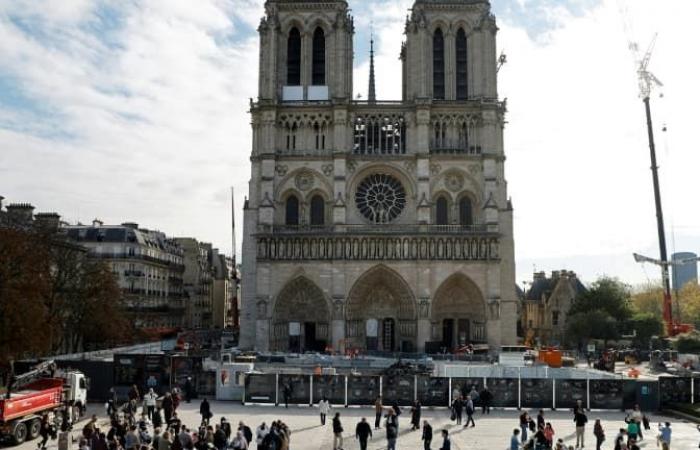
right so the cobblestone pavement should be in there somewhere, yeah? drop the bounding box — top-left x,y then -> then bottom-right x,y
7,402 -> 699,450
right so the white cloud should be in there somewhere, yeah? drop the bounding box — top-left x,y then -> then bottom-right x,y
1,0 -> 698,286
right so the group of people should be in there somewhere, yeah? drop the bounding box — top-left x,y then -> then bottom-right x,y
320,395 -> 453,450
507,402 -> 674,450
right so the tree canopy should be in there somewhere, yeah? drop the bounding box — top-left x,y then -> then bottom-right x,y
0,228 -> 133,365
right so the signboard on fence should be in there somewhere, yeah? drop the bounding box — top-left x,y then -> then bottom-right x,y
347,376 -> 380,405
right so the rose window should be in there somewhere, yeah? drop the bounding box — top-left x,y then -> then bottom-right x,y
355,174 -> 406,223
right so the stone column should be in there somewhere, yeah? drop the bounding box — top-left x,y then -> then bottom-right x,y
331,297 -> 346,353
417,298 -> 432,352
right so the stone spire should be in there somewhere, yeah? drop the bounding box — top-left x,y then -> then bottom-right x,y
368,26 -> 376,103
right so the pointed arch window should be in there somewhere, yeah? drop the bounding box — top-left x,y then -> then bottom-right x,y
436,196 -> 449,225
312,27 -> 326,85
456,28 -> 468,100
287,27 -> 301,86
285,195 -> 299,226
310,195 -> 325,226
433,28 -> 445,100
459,197 -> 473,227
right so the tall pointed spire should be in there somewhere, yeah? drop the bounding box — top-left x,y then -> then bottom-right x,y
368,23 -> 376,103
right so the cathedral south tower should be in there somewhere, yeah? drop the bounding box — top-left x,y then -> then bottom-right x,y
240,0 -> 517,353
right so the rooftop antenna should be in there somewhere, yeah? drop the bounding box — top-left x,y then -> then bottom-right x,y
368,21 -> 376,103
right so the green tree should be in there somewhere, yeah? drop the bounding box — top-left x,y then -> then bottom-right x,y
565,309 -> 620,347
569,276 -> 632,321
628,312 -> 664,346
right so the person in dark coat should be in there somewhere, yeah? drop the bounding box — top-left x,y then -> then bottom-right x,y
332,413 -> 344,450
421,420 -> 432,450
282,382 -> 292,409
439,429 -> 451,450
152,407 -> 163,430
452,397 -> 463,425
479,387 -> 493,414
38,413 -> 52,449
162,393 -> 174,424
213,425 -> 227,450
199,399 -> 211,426
183,378 -> 193,403
221,418 -> 232,441
355,418 -> 372,450
410,401 -> 422,431
237,421 -> 252,445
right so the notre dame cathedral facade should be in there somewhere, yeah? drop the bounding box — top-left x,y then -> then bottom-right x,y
240,0 -> 517,353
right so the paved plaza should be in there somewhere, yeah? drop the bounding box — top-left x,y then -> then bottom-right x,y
7,401 -> 700,450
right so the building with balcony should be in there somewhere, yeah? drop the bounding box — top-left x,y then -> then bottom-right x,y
212,249 -> 238,329
175,238 -> 215,329
240,0 -> 517,352
521,271 -> 586,346
65,221 -> 186,329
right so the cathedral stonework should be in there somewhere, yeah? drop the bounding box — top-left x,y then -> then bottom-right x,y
240,0 -> 517,353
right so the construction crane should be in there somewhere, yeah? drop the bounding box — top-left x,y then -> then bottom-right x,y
629,35 -> 694,336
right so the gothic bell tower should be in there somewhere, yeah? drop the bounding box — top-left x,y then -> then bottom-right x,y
256,0 -> 354,103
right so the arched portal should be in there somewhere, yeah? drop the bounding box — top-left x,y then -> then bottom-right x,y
346,265 -> 417,352
432,274 -> 487,350
271,277 -> 330,352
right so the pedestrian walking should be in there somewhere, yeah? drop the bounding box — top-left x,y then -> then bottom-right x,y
255,422 -> 269,448
318,396 -> 331,426
480,386 -> 493,414
199,399 -> 211,426
544,422 -> 555,448
439,429 -> 451,450
355,418 -> 372,450
282,382 -> 292,408
162,393 -> 174,424
464,397 -> 475,428
630,405 -> 644,441
421,420 -> 432,450
519,412 -> 530,444
385,410 -> 398,450
452,397 -> 463,425
627,418 -> 639,442
374,396 -> 383,429
510,429 -> 520,450
411,401 -> 422,430
144,389 -> 157,420
238,421 -> 252,446
657,422 -> 671,450
332,413 -> 344,450
184,378 -> 193,404
574,409 -> 588,449
537,410 -> 545,430
594,419 -> 605,450
231,431 -> 248,450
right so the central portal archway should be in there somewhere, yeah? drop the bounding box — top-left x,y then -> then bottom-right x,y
271,277 -> 330,352
432,273 -> 487,350
346,265 -> 417,352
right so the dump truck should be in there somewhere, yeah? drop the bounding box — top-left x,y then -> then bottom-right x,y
0,361 -> 88,445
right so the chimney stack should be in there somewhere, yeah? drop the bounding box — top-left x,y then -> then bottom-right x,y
6,203 -> 35,227
34,212 -> 61,232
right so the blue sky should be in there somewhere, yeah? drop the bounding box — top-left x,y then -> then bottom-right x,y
1,0 -> 699,287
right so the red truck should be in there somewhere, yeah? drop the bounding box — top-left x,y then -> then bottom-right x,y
0,362 -> 87,445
